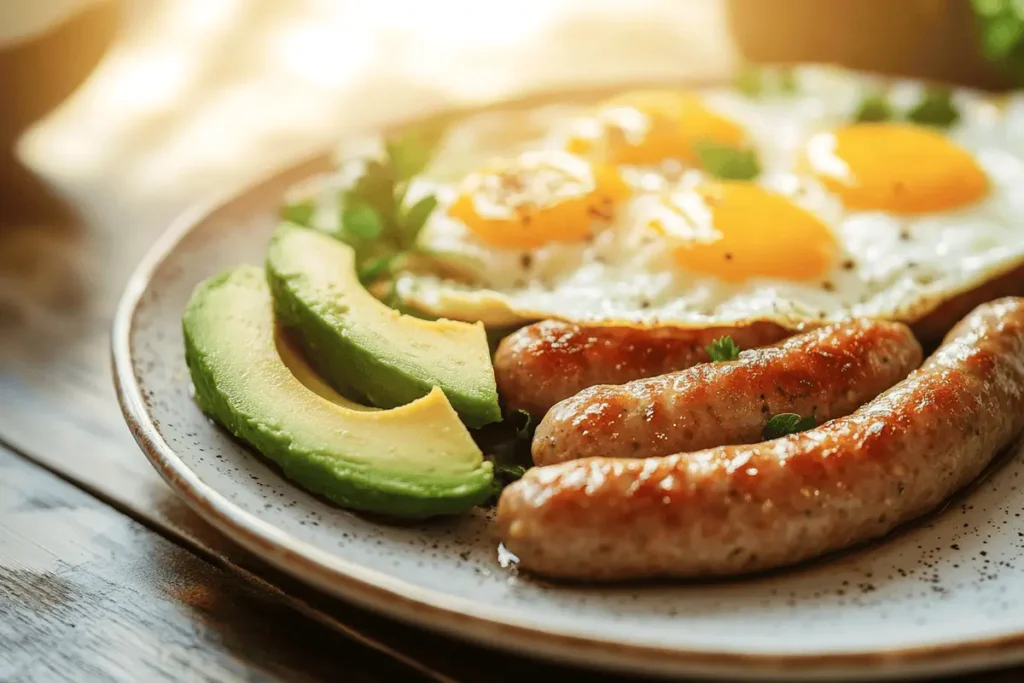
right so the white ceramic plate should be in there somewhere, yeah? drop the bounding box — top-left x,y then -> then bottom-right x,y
113,137 -> 1024,682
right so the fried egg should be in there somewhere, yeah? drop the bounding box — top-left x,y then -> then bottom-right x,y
340,65 -> 1024,329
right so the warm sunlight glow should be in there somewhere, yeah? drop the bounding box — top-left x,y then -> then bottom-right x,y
90,51 -> 195,113
272,22 -> 374,88
17,0 -> 738,215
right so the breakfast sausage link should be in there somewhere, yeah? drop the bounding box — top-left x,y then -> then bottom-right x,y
494,320 -> 794,419
532,319 -> 922,466
497,297 -> 1024,581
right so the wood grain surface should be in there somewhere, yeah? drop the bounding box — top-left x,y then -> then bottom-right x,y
1,214 -> 1023,683
5,3 -> 1022,680
0,446 -> 426,683
0,217 -> 656,683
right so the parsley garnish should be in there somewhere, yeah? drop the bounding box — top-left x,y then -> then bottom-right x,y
971,0 -> 1024,85
763,413 -> 816,440
734,66 -> 764,96
848,87 -> 959,128
693,141 -> 761,181
778,67 -> 798,94
906,87 -> 960,128
338,133 -> 440,285
735,65 -> 799,97
280,120 -> 447,293
706,336 -> 740,362
487,408 -> 535,499
280,198 -> 315,227
494,463 -> 527,481
854,92 -> 894,123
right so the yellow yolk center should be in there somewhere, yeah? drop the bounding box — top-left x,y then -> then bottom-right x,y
448,150 -> 630,249
652,181 -> 838,282
805,122 -> 989,214
567,90 -> 746,167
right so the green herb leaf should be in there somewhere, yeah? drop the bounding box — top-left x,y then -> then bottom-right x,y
489,460 -> 528,499
693,141 -> 760,181
983,12 -> 1024,58
387,120 -> 448,181
402,194 -> 439,238
854,92 -> 894,122
512,408 -> 533,438
387,138 -> 433,182
281,199 -> 315,227
350,160 -> 397,216
283,122 -> 444,306
973,0 -> 1005,18
734,65 -> 799,97
972,0 -> 1024,85
358,254 -> 396,284
735,66 -> 763,96
763,413 -> 816,440
778,67 -> 798,94
906,87 -> 961,128
342,201 -> 384,240
706,336 -> 741,362
494,463 -> 527,480
485,408 -> 536,499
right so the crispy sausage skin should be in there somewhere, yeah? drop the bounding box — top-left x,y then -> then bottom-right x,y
532,319 -> 922,466
497,297 -> 1024,581
494,320 -> 794,419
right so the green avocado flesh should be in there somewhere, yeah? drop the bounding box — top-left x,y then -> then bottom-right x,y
265,223 -> 501,428
182,265 -> 494,518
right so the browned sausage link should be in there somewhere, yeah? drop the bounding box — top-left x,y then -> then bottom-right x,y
497,297 -> 1024,581
532,319 -> 922,466
494,320 -> 794,419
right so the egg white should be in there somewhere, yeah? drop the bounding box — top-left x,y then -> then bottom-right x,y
319,65 -> 1024,330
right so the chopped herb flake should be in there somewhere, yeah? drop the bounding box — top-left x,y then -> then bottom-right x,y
763,413 -> 816,440
342,201 -> 384,240
778,67 -> 798,94
486,408 -> 536,499
288,123 -> 445,289
494,463 -> 527,480
402,194 -> 439,237
357,254 -> 397,283
735,66 -> 763,96
281,199 -> 315,227
693,141 -> 761,181
854,92 -> 894,122
906,87 -> 960,128
971,0 -> 1024,85
706,336 -> 741,362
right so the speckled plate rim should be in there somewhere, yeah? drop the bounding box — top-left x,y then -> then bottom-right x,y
111,135 -> 1024,683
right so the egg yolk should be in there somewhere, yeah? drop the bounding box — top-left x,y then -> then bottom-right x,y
448,150 -> 631,249
567,90 -> 746,166
651,181 -> 838,282
804,122 -> 989,214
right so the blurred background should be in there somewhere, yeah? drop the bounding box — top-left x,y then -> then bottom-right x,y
5,0 -> 1021,389
2,3 -> 1024,678
2,0 -> 740,230
2,0 -> 1019,231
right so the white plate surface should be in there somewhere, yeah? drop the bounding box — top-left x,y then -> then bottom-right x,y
114,153 -> 1024,682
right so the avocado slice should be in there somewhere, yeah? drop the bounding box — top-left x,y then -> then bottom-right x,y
265,223 -> 501,428
183,265 -> 494,518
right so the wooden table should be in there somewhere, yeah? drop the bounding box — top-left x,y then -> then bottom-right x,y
3,201 -> 1024,683
0,219 -> 640,683
3,4 -> 1024,680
